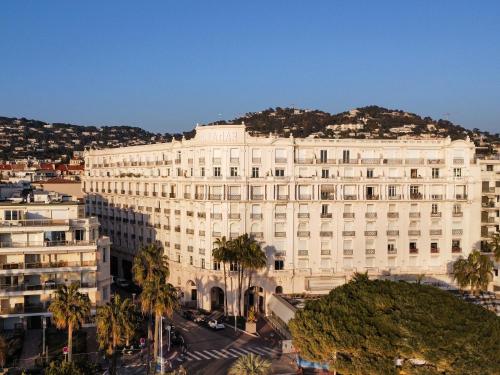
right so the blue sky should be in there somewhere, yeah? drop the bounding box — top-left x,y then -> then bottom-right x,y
0,1 -> 499,133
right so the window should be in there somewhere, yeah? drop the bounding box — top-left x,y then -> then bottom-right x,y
388,185 -> 396,197
431,242 -> 439,253
230,167 -> 238,177
321,169 -> 329,179
342,150 -> 350,162
321,204 -> 329,215
251,167 -> 259,178
486,165 -> 493,171
432,168 -> 439,179
102,247 -> 107,263
411,169 -> 418,178
201,259 -> 205,269
387,242 -> 396,252
75,229 -> 84,241
366,169 -> 374,178
453,203 -> 462,214
320,150 -> 327,162
213,167 -> 221,177
275,168 -> 285,177
4,210 -> 21,220
200,167 -> 205,177
189,256 -> 193,266
274,260 -> 284,270
453,168 -> 462,177
409,242 -> 418,253
431,204 -> 438,214
213,261 -> 221,271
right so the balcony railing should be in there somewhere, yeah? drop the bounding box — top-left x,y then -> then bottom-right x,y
296,158 -> 313,164
277,195 -> 289,200
298,194 -> 311,200
212,232 -> 222,238
455,194 -> 467,200
409,248 -> 419,254
321,249 -> 331,255
339,159 -> 358,164
228,213 -> 241,219
344,195 -> 357,200
343,249 -> 353,256
410,193 -> 423,200
228,195 -> 241,200
429,229 -> 442,235
342,231 -> 355,236
320,213 -> 332,218
452,229 -> 463,235
365,248 -> 376,255
251,194 -> 264,200
250,213 -> 263,220
1,260 -> 97,270
252,157 -> 261,164
275,232 -> 286,238
387,212 -> 399,218
275,213 -> 286,219
250,232 -> 263,239
0,219 -> 69,227
209,194 -> 222,200
297,213 -> 310,218
452,211 -> 463,217
210,213 -> 222,219
431,247 -> 440,254
408,230 -> 421,236
430,212 -> 442,217
386,230 -> 399,236
361,158 -> 380,164
409,212 -> 420,218
297,231 -> 310,237
275,157 -> 287,164
0,240 -> 96,249
298,250 -> 308,256
365,212 -> 377,219
195,194 -> 205,200
343,212 -> 355,219
387,248 -> 397,255
366,195 -> 379,200
452,246 -> 462,253
320,231 -> 333,237
364,230 -> 377,236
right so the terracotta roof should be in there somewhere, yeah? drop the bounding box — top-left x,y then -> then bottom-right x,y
40,178 -> 80,184
0,164 -> 12,170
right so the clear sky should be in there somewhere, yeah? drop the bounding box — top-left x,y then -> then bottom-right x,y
0,1 -> 499,133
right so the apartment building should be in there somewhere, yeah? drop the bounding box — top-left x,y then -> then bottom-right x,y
83,124 -> 481,313
0,195 -> 111,330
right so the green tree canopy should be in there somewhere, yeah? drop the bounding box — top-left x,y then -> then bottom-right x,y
289,279 -> 500,375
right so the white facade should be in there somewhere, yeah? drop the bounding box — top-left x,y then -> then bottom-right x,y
0,200 -> 111,330
83,124 -> 482,312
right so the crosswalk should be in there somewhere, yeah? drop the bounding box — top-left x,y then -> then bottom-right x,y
183,346 -> 281,362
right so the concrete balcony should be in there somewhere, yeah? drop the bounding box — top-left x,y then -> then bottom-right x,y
388,194 -> 402,200
251,157 -> 261,164
405,158 -> 425,165
383,158 -> 403,165
431,195 -> 443,200
338,159 -> 358,164
0,240 -> 96,250
317,159 -> 336,164
410,193 -> 423,200
453,158 -> 464,165
320,250 -> 331,255
366,195 -> 379,200
427,159 -> 445,165
212,232 -> 222,238
198,158 -> 205,165
194,194 -> 205,200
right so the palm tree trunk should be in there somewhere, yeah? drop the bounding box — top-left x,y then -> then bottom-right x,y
67,323 -> 73,362
237,265 -> 243,317
153,312 -> 160,360
146,312 -> 152,374
247,270 -> 253,317
223,262 -> 228,317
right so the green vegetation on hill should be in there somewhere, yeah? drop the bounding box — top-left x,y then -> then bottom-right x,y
288,277 -> 500,375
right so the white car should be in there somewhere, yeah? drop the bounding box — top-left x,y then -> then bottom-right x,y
208,319 -> 225,330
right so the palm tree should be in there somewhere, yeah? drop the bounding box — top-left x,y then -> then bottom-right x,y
0,335 -> 7,368
212,236 -> 233,316
96,295 -> 136,375
244,241 -> 267,316
152,282 -> 179,361
452,250 -> 494,295
229,353 -> 271,375
486,233 -> 500,261
231,234 -> 253,317
132,243 -> 169,370
48,283 -> 91,362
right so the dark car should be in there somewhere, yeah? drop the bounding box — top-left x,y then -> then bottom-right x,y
182,310 -> 194,320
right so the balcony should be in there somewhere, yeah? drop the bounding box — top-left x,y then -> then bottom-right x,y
365,212 -> 377,219
342,231 -> 355,236
339,159 -> 358,164
1,260 -> 97,271
250,213 -> 263,220
452,229 -> 463,235
431,194 -> 443,201
431,247 -> 440,254
198,230 -> 205,236
453,158 -> 464,165
361,158 -> 380,165
275,157 -> 287,164
405,158 -> 424,165
364,230 -> 377,236
197,212 -> 206,218
0,240 -> 96,249
365,248 -> 376,255
298,194 -> 311,200
430,229 -> 442,236
229,213 -> 241,220
343,212 -> 355,219
452,246 -> 462,253
275,213 -> 286,219
298,250 -> 308,256
387,212 -> 399,218
252,157 -> 261,164
297,231 -> 310,237
195,194 -> 205,200
297,213 -> 310,218
209,194 -> 222,200
409,248 -> 419,254
343,249 -> 353,256
0,219 -> 70,229
455,194 -> 467,200
386,230 -> 399,236
409,212 -> 420,218
384,158 -> 403,165
250,232 -> 263,239
428,159 -> 444,165
212,157 -> 221,165
483,187 -> 496,194
198,158 -> 205,165
430,212 -> 442,217
410,193 -> 423,200
321,250 -> 331,255
228,195 -> 241,200
212,231 -> 222,238
366,195 -> 379,200
210,213 -> 222,220
169,193 -> 176,199
387,248 -> 397,255
408,230 -> 421,236
186,229 -> 195,235
275,232 -> 286,238
277,195 -> 289,200
452,211 -> 463,217
388,194 -> 402,200
251,194 -> 264,200
174,226 -> 181,232
344,195 -> 357,200
317,159 -> 336,164
320,231 -> 333,237
230,233 -> 240,240
320,213 -> 332,218
296,158 -> 313,165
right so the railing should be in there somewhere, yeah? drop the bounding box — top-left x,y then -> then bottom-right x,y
364,230 -> 377,236
342,231 -> 355,236
431,195 -> 443,200
453,158 -> 464,165
297,231 -> 310,237
251,157 -> 261,164
250,213 -> 263,220
295,158 -> 313,164
387,248 -> 397,255
198,158 -> 205,165
452,211 -> 463,217
409,248 -> 419,254
388,194 -> 402,200
228,195 -> 241,200
361,158 -> 380,164
212,158 -> 221,164
195,194 -> 205,200
320,213 -> 332,218
365,212 -> 377,219
387,212 -> 399,218
452,246 -> 462,253
184,193 -> 191,199
431,247 -> 440,254
384,158 -> 403,165
365,248 -> 376,255
343,212 -> 355,218
409,212 -> 420,218
344,195 -> 357,200
230,157 -> 239,164
320,193 -> 335,200
275,213 -> 286,219
366,195 -> 379,200
0,281 -> 97,292
343,249 -> 353,256
0,240 -> 96,248
275,157 -> 287,163
198,230 -> 205,236
229,213 -> 241,219
338,159 -> 358,164
186,229 -> 194,235
386,230 -> 399,236
212,232 -> 222,237
210,213 -> 222,219
321,250 -> 331,255
410,193 -> 423,200
431,212 -> 442,217
408,230 -> 421,236
452,229 -> 463,235
274,232 -> 286,238
297,213 -> 310,218
250,232 -> 263,239
405,158 -> 424,165
0,219 -> 69,227
317,159 -> 336,164
429,229 -> 442,235
320,231 -> 333,237
455,194 -> 467,200
209,194 -> 222,200
251,194 -> 264,200
297,250 -> 308,256
428,159 -> 444,164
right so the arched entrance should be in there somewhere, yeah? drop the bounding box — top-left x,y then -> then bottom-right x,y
185,280 -> 197,308
244,286 -> 265,315
210,287 -> 224,311
275,286 -> 283,294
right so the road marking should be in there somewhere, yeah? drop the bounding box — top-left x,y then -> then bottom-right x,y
193,351 -> 213,360
236,347 -> 253,354
211,349 -> 229,358
203,350 -> 222,359
228,348 -> 247,356
246,347 -> 267,355
186,352 -> 202,361
252,346 -> 277,355
221,349 -> 238,358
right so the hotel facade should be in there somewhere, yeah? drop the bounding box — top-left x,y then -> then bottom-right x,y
83,125 -> 482,312
0,198 -> 111,330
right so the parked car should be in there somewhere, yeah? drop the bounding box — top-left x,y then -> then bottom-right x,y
182,310 -> 194,320
193,314 -> 206,324
208,319 -> 225,330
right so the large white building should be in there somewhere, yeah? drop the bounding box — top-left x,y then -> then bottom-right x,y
83,124 -> 482,313
0,194 -> 111,330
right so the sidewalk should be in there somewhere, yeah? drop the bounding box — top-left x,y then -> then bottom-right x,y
19,329 -> 41,369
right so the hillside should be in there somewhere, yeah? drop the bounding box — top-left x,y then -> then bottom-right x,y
1,106 -> 498,161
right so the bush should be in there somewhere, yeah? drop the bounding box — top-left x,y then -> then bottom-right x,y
289,279 -> 500,374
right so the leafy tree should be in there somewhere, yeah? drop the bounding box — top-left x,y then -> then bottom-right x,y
48,283 -> 90,362
484,233 -> 500,261
212,236 -> 233,316
96,295 -> 136,375
289,279 -> 500,375
228,353 -> 271,375
44,360 -> 88,375
452,250 -> 493,295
